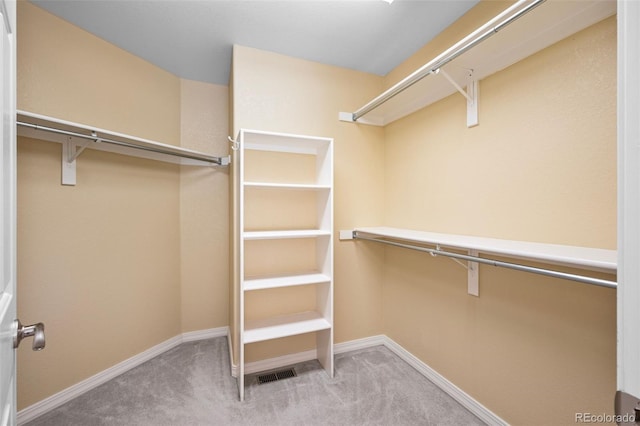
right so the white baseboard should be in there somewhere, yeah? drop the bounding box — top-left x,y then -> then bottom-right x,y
182,326 -> 228,342
247,349 -> 318,375
335,334 -> 386,354
17,326 -> 228,425
229,335 -> 387,377
230,349 -> 318,378
19,329 -> 506,426
381,337 -> 507,426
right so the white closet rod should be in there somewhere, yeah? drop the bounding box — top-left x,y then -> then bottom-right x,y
350,0 -> 546,122
17,121 -> 227,166
354,232 -> 617,289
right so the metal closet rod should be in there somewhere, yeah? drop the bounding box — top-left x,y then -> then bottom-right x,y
354,232 -> 617,289
352,0 -> 546,121
17,121 -> 227,166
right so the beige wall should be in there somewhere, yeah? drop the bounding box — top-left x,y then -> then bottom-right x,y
17,1 -> 180,145
17,138 -> 181,409
231,45 -> 386,363
382,8 -> 617,426
17,2 -> 229,409
384,16 -> 617,247
179,79 -> 230,332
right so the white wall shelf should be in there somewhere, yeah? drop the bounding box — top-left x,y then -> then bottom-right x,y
340,0 -> 616,127
355,227 -> 616,273
354,227 -> 616,294
17,110 -> 230,185
236,129 -> 334,401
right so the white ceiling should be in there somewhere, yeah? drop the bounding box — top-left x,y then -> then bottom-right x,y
30,0 -> 480,86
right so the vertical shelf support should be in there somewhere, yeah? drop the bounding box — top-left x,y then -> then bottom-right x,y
437,69 -> 479,128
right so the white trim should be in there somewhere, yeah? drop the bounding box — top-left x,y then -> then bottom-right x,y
381,338 -> 507,426
617,0 -> 640,398
182,326 -> 228,342
17,326 -> 228,425
229,334 -> 386,377
227,331 -> 235,376
230,349 -> 316,378
18,330 -> 506,426
334,334 -> 386,354
245,349 -> 317,375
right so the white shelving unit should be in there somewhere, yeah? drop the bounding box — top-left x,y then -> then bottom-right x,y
236,129 -> 334,401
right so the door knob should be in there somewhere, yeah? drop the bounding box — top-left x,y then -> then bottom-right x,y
14,319 -> 46,351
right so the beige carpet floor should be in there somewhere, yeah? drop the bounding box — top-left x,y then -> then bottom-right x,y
25,337 -> 485,426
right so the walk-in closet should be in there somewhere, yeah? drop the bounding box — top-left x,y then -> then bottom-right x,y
5,0 -> 639,425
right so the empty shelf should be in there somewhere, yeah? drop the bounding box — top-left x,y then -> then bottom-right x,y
244,182 -> 331,190
244,273 -> 331,291
244,311 -> 331,344
242,129 -> 332,155
244,230 -> 331,240
355,227 -> 616,273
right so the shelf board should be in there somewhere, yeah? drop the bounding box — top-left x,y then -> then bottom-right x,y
350,0 -> 616,126
244,273 -> 331,292
244,182 -> 331,191
243,311 -> 331,344
244,229 -> 331,240
17,110 -> 225,166
354,227 -> 616,273
241,129 -> 332,155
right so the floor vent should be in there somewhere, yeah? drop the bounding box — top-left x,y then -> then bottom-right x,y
257,368 -> 297,385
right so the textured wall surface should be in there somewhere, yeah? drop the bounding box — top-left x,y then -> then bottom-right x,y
382,14 -> 617,425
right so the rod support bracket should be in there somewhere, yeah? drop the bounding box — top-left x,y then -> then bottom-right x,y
219,155 -> 231,166
437,69 -> 479,128
61,138 -> 77,186
443,247 -> 479,296
338,112 -> 356,122
467,249 -> 479,296
466,79 -> 479,128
